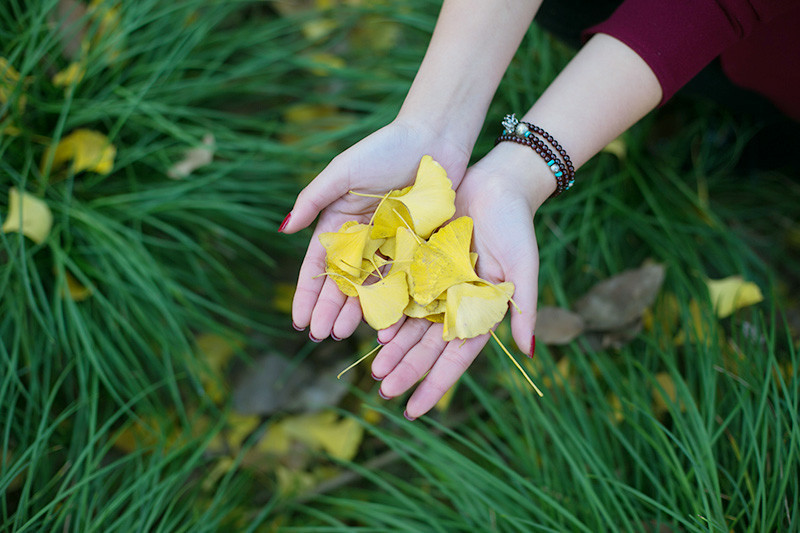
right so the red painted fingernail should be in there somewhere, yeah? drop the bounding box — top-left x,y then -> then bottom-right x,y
292,322 -> 305,332
529,334 -> 536,358
309,332 -> 322,343
378,389 -> 390,400
371,372 -> 382,381
403,410 -> 416,422
278,213 -> 291,233
331,332 -> 341,341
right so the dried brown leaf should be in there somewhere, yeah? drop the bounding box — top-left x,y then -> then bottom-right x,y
535,306 -> 585,345
575,263 -> 665,331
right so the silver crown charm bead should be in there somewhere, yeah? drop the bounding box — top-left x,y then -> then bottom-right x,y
501,113 -> 519,134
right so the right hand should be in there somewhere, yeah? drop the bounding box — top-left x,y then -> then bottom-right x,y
281,119 -> 470,343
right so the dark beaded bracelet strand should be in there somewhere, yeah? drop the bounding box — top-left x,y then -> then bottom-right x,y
521,122 -> 575,188
495,134 -> 567,197
498,114 -> 576,194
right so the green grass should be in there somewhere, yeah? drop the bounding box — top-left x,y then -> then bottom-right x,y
2,1 -> 799,531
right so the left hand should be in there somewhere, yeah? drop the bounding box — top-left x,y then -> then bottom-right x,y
372,142 -> 557,419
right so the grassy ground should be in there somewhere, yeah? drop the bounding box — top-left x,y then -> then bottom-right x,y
2,1 -> 798,531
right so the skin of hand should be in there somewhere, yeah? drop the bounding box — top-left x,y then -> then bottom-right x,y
282,118 -> 470,342
371,143 -> 555,419
371,34 -> 663,420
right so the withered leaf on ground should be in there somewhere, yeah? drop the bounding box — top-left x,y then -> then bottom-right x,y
574,262 -> 665,331
535,306 -> 585,345
232,353 -> 352,415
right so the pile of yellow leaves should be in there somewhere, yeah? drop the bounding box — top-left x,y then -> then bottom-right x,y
320,155 -> 516,342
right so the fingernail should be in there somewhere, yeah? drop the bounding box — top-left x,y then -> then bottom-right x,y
371,372 -> 382,381
378,389 -> 390,400
278,213 -> 291,233
529,334 -> 536,358
331,332 -> 341,341
377,337 -> 386,346
403,410 -> 416,422
309,332 -> 322,343
292,322 -> 305,332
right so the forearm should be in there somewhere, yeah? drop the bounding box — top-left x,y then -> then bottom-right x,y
397,0 -> 542,151
485,33 -> 663,205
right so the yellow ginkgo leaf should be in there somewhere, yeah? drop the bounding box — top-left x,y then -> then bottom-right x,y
372,155 -> 454,239
652,371 -> 686,415
319,222 -> 372,277
378,235 -> 396,259
52,61 -> 86,88
326,259 -> 379,297
307,52 -> 346,76
410,217 -> 480,306
404,297 -> 446,319
442,281 -> 515,341
370,188 -> 412,239
280,411 -> 364,461
353,270 -> 409,330
0,57 -> 28,112
65,270 -> 92,301
601,137 -> 627,160
273,282 -> 295,314
387,227 -> 420,278
2,187 -> 53,244
706,276 -> 763,319
46,129 -> 116,175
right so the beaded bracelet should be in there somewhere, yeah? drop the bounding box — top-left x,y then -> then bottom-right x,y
495,134 -> 567,195
496,113 -> 575,197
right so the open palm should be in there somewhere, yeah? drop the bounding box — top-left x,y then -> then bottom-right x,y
372,158 -> 543,419
282,120 -> 470,343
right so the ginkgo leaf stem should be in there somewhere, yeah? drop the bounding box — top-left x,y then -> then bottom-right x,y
393,209 -> 422,244
337,344 -> 382,379
490,330 -> 543,397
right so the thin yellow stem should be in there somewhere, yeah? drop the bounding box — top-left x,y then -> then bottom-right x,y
349,190 -> 386,199
337,344 -> 382,379
368,192 -> 391,226
393,208 -> 422,244
490,330 -> 543,397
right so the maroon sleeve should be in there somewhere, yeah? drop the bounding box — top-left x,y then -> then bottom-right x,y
584,0 -> 798,105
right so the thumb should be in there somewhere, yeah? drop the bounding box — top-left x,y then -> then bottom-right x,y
280,157 -> 350,234
506,245 -> 540,358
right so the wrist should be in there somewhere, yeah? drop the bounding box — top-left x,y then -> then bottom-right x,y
475,141 -> 558,210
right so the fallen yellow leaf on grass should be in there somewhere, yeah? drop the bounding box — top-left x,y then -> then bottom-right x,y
0,57 -> 28,113
259,411 -> 364,462
52,61 -> 86,88
2,188 -> 53,244
64,270 -> 92,301
706,276 -> 763,319
44,129 -> 116,175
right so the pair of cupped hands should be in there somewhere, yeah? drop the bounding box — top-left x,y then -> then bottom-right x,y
281,119 -> 554,420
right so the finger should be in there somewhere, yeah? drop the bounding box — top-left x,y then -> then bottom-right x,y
281,157 -> 350,234
403,334 -> 489,419
331,296 -> 362,341
376,315 -> 406,345
505,238 -> 540,358
291,211 -> 350,330
308,275 -> 348,342
379,323 -> 447,398
371,318 -> 431,379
